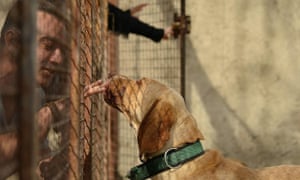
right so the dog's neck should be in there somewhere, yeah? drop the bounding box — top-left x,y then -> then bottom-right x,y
137,92 -> 204,160
121,79 -> 204,161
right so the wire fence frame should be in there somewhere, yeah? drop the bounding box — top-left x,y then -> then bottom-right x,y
1,0 -> 186,179
19,0 -> 38,179
113,0 -> 184,178
69,0 -> 110,179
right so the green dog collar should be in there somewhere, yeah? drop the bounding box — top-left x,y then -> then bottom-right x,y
126,141 -> 204,180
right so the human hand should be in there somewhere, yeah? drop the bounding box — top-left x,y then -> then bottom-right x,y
37,106 -> 53,141
83,79 -> 108,98
130,3 -> 148,17
41,97 -> 70,134
163,26 -> 174,39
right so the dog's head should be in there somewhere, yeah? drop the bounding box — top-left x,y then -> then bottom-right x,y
103,74 -> 149,127
104,74 -> 204,160
103,74 -> 133,112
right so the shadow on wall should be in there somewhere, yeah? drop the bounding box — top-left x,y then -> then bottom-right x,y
159,0 -> 300,167
185,38 -> 260,166
185,37 -> 300,167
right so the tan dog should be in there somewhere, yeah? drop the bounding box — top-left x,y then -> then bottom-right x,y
84,74 -> 300,180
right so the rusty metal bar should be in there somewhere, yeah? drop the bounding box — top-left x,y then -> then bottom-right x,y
19,0 -> 38,179
90,0 -> 104,179
180,0 -> 186,98
68,1 -> 81,179
107,0 -> 119,179
79,0 -> 92,178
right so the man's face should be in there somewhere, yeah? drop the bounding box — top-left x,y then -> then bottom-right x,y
36,11 -> 67,90
0,10 -> 67,94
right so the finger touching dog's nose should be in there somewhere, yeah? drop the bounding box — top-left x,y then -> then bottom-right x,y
83,79 -> 108,98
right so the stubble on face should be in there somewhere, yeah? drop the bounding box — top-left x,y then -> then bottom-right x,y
36,11 -> 67,90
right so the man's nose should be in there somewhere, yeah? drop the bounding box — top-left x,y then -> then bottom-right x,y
49,48 -> 63,64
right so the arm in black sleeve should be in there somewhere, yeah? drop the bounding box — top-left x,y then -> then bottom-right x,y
128,16 -> 164,42
108,3 -> 164,42
108,3 -> 131,35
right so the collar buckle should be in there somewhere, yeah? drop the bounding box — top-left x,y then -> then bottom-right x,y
164,147 -> 182,169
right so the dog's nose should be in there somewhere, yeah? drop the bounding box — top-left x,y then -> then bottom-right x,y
107,72 -> 117,79
103,90 -> 113,104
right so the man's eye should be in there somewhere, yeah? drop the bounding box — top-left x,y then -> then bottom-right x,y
44,43 -> 54,51
41,39 -> 55,51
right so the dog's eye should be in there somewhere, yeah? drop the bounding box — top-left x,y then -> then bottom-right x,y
136,80 -> 142,86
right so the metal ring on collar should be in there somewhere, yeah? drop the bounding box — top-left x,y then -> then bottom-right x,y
163,147 -> 182,169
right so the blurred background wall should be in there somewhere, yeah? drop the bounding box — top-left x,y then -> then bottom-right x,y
1,1 -> 299,179
115,1 -> 300,177
185,0 -> 300,167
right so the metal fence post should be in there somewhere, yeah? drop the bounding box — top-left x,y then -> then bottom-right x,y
19,0 -> 38,179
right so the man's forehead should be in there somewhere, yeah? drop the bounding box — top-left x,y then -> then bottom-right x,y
36,11 -> 66,37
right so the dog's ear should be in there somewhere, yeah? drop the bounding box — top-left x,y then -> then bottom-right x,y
137,100 -> 176,158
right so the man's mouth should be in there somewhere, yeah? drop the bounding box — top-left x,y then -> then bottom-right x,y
40,67 -> 55,76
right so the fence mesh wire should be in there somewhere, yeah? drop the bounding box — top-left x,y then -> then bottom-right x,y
0,0 -> 111,179
0,0 -> 183,179
69,0 -> 110,179
111,0 -> 182,178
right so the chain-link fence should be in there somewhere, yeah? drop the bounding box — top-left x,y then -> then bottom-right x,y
109,0 -> 183,178
0,0 -> 185,179
0,0 -> 113,179
69,0 -> 109,179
